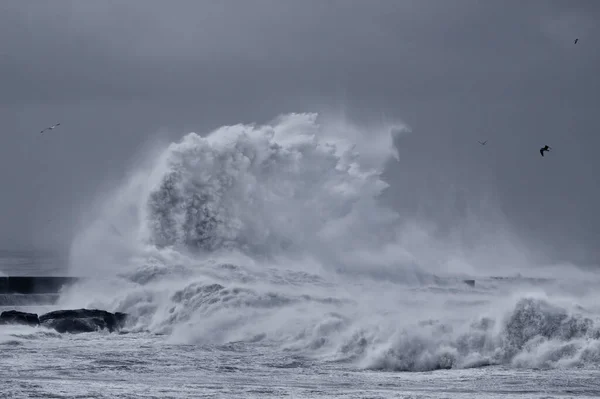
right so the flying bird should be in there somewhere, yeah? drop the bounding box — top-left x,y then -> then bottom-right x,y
40,123 -> 60,134
478,140 -> 487,146
539,145 -> 551,157
574,38 -> 579,44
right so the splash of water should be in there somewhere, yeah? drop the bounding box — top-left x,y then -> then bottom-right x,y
61,112 -> 600,371
68,113 -> 413,276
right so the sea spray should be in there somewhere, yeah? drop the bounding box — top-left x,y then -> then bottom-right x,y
60,112 -> 600,371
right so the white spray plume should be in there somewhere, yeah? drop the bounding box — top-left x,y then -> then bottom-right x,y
60,112 -> 600,373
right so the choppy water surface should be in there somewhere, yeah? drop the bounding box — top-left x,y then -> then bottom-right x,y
3,274 -> 600,398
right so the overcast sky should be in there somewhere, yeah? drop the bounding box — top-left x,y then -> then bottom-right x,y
1,0 -> 599,266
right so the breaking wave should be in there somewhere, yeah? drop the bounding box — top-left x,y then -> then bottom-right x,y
61,112 -> 600,372
359,295 -> 600,371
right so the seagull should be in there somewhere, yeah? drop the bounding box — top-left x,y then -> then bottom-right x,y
478,140 -> 487,146
574,38 -> 579,44
40,123 -> 60,134
540,145 -> 551,157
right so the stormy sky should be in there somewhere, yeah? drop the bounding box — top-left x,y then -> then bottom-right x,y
1,0 -> 599,266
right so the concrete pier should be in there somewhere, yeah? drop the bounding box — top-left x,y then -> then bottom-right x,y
0,276 -> 79,294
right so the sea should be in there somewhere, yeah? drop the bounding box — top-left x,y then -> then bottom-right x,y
2,113 -> 600,398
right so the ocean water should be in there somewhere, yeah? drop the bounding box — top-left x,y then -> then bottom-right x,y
2,113 -> 600,398
0,249 -> 66,276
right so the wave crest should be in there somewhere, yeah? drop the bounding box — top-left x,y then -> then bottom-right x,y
361,296 -> 600,372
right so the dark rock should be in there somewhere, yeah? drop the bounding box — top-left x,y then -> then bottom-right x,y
0,308 -> 128,334
39,308 -> 128,334
0,310 -> 40,326
45,317 -> 108,334
463,279 -> 475,287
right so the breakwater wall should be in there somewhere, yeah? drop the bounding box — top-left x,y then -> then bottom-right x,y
0,276 -> 79,294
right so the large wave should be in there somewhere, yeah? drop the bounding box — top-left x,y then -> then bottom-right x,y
68,113 -> 411,276
60,112 -> 600,372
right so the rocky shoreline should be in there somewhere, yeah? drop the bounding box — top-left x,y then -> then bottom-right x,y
0,309 -> 127,334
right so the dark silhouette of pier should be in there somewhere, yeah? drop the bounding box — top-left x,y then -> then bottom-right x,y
0,276 -> 79,294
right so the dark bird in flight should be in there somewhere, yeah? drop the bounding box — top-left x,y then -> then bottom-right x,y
540,145 -> 551,157
574,38 -> 579,44
478,140 -> 487,146
40,123 -> 60,134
